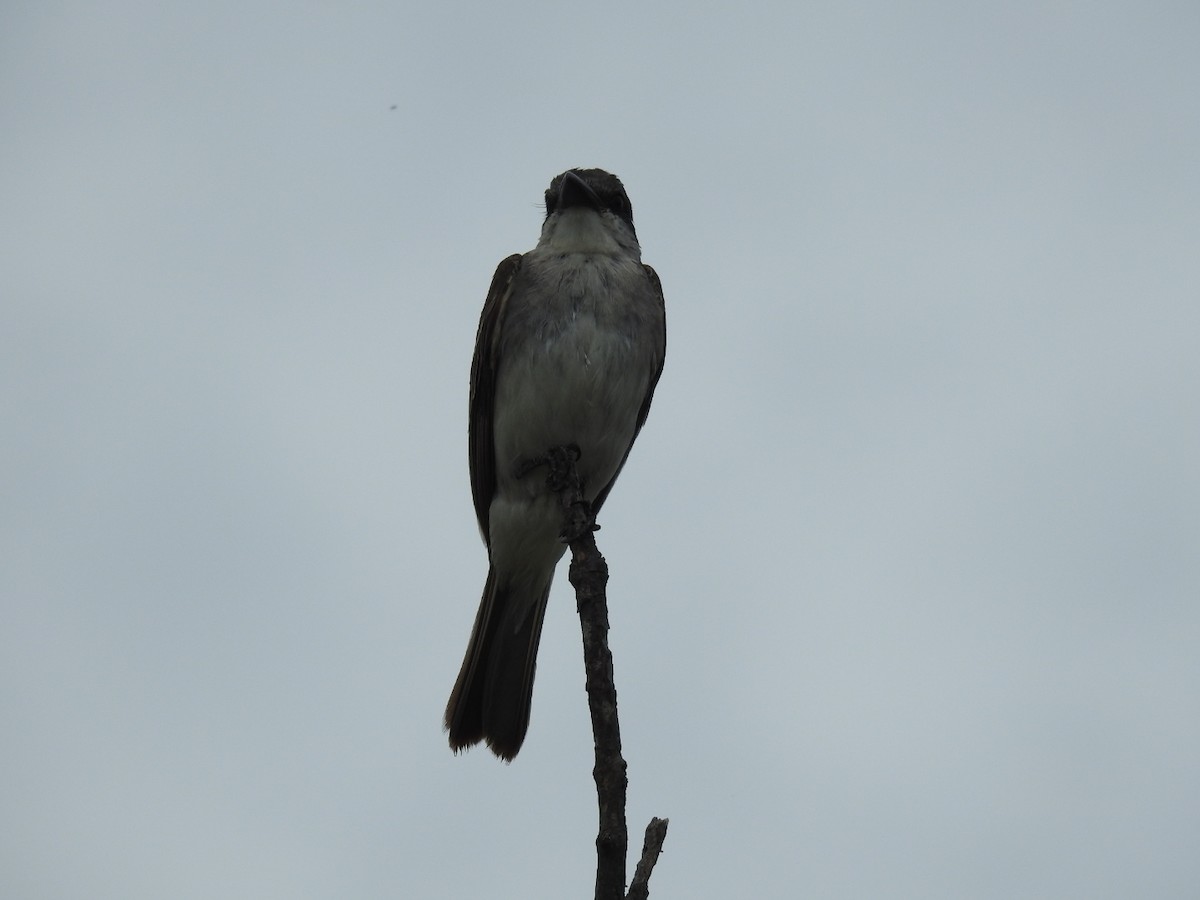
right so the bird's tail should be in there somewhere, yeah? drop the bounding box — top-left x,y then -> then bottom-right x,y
444,566 -> 553,760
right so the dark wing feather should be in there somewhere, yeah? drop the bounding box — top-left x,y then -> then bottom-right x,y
590,263 -> 667,515
468,254 -> 523,548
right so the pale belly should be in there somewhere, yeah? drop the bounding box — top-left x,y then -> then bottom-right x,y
491,315 -> 648,503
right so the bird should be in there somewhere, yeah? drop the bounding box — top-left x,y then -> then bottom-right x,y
444,168 -> 666,760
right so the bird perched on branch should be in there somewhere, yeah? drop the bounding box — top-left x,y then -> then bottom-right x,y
445,168 -> 666,760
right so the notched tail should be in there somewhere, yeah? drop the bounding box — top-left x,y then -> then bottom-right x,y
444,568 -> 552,761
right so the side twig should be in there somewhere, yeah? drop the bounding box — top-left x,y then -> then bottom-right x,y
542,445 -> 669,900
627,817 -> 670,900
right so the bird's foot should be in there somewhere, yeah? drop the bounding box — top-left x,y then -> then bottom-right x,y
543,443 -> 582,493
513,444 -> 596,542
513,443 -> 581,487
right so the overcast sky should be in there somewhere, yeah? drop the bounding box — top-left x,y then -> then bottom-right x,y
3,2 -> 1199,898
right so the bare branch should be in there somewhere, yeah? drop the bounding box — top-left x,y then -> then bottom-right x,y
627,817 -> 670,900
542,445 -> 668,900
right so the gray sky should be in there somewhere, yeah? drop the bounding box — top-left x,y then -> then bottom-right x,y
3,2 -> 1198,897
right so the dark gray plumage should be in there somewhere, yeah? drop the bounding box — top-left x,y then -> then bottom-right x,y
445,169 -> 666,760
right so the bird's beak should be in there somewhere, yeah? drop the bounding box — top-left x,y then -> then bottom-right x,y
557,171 -> 603,212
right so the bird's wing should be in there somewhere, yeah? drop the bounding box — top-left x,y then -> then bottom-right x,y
591,263 -> 667,515
468,253 -> 523,548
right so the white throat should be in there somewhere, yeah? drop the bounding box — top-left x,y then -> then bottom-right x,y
537,208 -> 639,257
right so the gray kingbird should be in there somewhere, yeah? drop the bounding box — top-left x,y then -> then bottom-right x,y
444,168 -> 666,760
